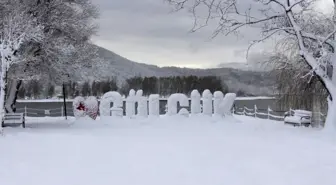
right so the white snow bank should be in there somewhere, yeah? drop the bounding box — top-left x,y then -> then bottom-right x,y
0,116 -> 335,185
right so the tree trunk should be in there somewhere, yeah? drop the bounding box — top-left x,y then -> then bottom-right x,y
5,79 -> 21,113
323,96 -> 336,133
0,58 -> 7,131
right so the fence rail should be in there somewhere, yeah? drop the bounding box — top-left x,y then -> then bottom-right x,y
233,105 -> 326,126
13,105 -> 326,127
14,106 -> 73,117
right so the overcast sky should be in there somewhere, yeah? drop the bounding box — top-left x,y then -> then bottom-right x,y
92,0 -> 331,68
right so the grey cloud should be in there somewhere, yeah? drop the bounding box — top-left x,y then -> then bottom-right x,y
92,0 -> 271,68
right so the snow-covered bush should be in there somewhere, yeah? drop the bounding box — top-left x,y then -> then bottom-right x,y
99,91 -> 123,117
126,89 -> 136,118
149,94 -> 160,117
219,93 -> 236,116
73,96 -> 86,118
202,90 -> 213,116
214,91 -> 224,116
191,90 -> 201,115
84,96 -> 98,120
167,93 -> 189,116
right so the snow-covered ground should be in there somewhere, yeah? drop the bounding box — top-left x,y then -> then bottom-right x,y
0,115 -> 335,185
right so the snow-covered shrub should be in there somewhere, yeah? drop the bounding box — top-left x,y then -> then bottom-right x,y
84,96 -> 99,120
219,93 -> 236,116
191,90 -> 201,115
149,94 -> 160,117
202,90 -> 213,116
73,96 -> 86,118
214,91 -> 224,116
126,89 -> 136,118
167,93 -> 189,116
178,108 -> 189,117
137,96 -> 148,118
99,91 -> 123,117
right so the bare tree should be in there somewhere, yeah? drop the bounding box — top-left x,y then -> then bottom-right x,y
166,0 -> 336,130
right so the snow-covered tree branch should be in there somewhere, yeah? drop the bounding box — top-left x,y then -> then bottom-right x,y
0,0 -> 99,130
0,0 -> 46,130
166,0 -> 336,130
1,0 -> 99,114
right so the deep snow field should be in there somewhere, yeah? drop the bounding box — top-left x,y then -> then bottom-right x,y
0,115 -> 335,185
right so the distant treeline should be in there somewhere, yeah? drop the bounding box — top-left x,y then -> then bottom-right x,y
15,76 -> 242,99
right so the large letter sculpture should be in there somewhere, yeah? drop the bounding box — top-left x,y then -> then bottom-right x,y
167,93 -> 189,116
135,90 -> 148,117
84,96 -> 99,120
126,89 -> 136,118
99,91 -> 123,117
73,96 -> 85,118
214,91 -> 224,117
219,93 -> 236,116
202,90 -> 213,116
190,90 -> 201,115
149,94 -> 160,117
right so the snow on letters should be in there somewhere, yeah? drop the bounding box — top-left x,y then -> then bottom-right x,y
73,96 -> 86,118
220,93 -> 237,116
84,96 -> 99,120
149,94 -> 160,117
126,89 -> 136,118
214,91 -> 224,116
191,90 -> 201,115
97,89 -> 236,119
99,91 -> 123,117
202,90 -> 213,116
167,93 -> 189,116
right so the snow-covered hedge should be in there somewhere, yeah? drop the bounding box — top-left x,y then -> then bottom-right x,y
97,90 -> 236,119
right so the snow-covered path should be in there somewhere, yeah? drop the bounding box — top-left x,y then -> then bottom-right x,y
0,116 -> 335,185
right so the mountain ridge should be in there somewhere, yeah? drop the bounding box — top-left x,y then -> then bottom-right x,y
78,45 -> 276,96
